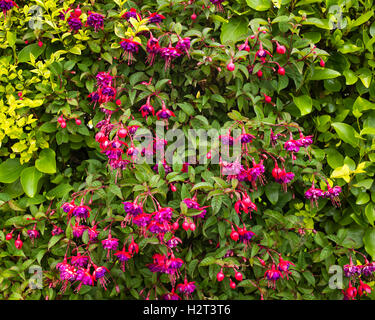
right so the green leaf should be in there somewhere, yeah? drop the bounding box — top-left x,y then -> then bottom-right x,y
293,95 -> 313,116
364,228 -> 375,259
0,159 -> 25,183
246,0 -> 271,11
7,31 -> 16,47
35,148 -> 56,174
220,18 -> 249,44
303,270 -> 315,286
365,203 -> 375,226
191,182 -> 213,192
331,122 -> 359,147
265,183 -> 279,205
199,256 -> 217,267
18,44 -> 45,63
310,67 -> 341,80
46,183 -> 73,199
20,167 -> 43,198
48,235 -> 64,250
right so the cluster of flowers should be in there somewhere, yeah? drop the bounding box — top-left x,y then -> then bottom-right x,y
263,257 -> 295,289
55,256 -> 108,293
54,199 -> 141,292
304,182 -> 342,208
216,267 -> 245,290
88,71 -> 117,110
342,257 -> 373,300
0,0 -> 17,16
59,7 -> 104,33
283,132 -> 314,153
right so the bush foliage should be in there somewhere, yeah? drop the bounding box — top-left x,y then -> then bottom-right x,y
0,0 -> 375,300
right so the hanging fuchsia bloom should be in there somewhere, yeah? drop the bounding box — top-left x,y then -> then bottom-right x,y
27,225 -> 40,245
75,268 -> 95,293
209,0 -> 225,11
122,8 -> 141,21
86,11 -> 104,32
159,45 -> 182,70
277,257 -> 295,279
323,183 -> 342,207
167,236 -> 182,248
256,42 -> 272,62
71,253 -> 89,268
176,37 -> 191,57
72,205 -> 91,220
139,102 -> 155,118
272,163 -> 294,191
241,133 -> 255,144
147,12 -> 165,24
284,139 -> 300,152
72,222 -> 86,238
264,264 -> 283,288
102,232 -> 119,256
87,225 -> 99,241
96,72 -> 113,88
67,10 -> 82,33
0,0 -> 18,16
114,245 -> 132,272
123,201 -> 143,216
120,38 -> 141,64
305,184 -> 324,208
156,101 -> 175,120
61,201 -> 76,215
146,35 -> 160,65
162,289 -> 180,300
177,278 -> 196,297
358,280 -> 372,296
235,195 -> 257,217
247,160 -> 265,185
93,266 -> 110,290
343,281 -> 357,300
296,134 -> 313,148
52,226 -> 64,236
237,227 -> 255,245
98,86 -> 117,103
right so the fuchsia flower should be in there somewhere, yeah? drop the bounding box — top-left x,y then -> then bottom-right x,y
343,281 -> 357,300
27,225 -> 40,245
162,289 -> 180,300
93,266 -> 110,290
209,0 -> 225,11
177,278 -> 196,297
146,35 -> 160,65
277,257 -> 295,279
72,222 -> 86,238
234,195 -> 257,218
102,232 -> 119,256
120,38 -> 141,64
86,11 -> 104,32
0,0 -> 18,16
67,10 -> 82,33
122,8 -> 141,21
139,102 -> 155,119
159,45 -> 182,70
264,264 -> 283,288
72,205 -> 91,220
358,280 -> 372,296
96,71 -> 113,87
156,101 -> 175,120
147,12 -> 165,24
176,37 -> 191,57
114,245 -> 132,272
71,253 -> 89,268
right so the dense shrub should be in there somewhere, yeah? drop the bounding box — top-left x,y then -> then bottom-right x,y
0,0 -> 374,300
